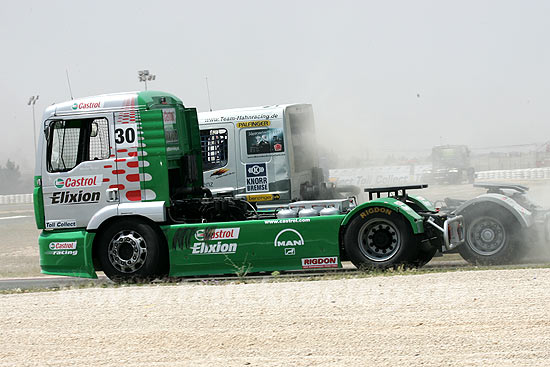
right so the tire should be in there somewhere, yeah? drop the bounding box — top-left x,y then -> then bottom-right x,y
458,205 -> 526,265
413,247 -> 438,267
343,208 -> 418,270
97,218 -> 167,282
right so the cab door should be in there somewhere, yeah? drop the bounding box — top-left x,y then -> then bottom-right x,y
42,114 -> 118,229
200,124 -> 237,195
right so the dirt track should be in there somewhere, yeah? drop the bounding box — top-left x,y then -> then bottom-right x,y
1,268 -> 550,366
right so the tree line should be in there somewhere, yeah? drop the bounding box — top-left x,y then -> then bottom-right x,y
0,160 -> 32,194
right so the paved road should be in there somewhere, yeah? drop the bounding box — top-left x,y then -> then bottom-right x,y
0,259 -> 471,291
0,275 -> 112,291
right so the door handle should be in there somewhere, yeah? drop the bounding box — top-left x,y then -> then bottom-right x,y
106,188 -> 119,202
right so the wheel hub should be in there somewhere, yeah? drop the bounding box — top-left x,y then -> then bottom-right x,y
468,217 -> 506,256
358,219 -> 401,262
480,228 -> 495,242
108,230 -> 147,273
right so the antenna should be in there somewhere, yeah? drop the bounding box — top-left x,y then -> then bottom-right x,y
66,68 -> 74,100
205,76 -> 212,111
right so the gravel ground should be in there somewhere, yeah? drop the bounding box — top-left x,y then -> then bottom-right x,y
1,268 -> 550,366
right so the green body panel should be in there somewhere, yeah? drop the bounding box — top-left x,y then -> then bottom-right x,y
164,215 -> 344,277
136,91 -> 204,199
182,106 -> 204,186
138,109 -> 170,202
342,198 -> 424,234
136,91 -> 181,106
407,195 -> 436,212
33,176 -> 45,229
38,230 -> 97,278
37,216 -> 344,279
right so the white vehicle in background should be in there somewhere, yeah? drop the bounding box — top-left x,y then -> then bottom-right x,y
198,104 -> 359,207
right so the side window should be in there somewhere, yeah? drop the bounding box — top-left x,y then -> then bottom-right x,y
48,120 -> 81,172
47,118 -> 110,173
200,128 -> 228,171
89,119 -> 110,160
245,128 -> 285,155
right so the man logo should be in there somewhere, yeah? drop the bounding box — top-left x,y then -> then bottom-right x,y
274,229 -> 305,247
248,165 -> 265,176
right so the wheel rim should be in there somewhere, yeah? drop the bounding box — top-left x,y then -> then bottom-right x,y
357,218 -> 401,262
467,216 -> 506,256
108,230 -> 147,273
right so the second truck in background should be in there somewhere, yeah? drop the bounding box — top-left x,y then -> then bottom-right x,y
198,104 -> 359,207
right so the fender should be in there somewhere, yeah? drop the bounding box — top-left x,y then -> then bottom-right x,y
87,201 -> 166,230
341,197 -> 424,234
453,193 -> 533,228
407,195 -> 436,212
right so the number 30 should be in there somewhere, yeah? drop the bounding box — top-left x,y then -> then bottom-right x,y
115,128 -> 136,144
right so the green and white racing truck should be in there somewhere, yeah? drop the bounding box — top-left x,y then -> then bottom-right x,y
33,91 -> 464,282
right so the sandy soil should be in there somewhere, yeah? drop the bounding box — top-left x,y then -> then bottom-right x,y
1,268 -> 550,366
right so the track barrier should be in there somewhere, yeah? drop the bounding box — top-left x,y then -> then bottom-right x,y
0,194 -> 33,205
475,168 -> 550,181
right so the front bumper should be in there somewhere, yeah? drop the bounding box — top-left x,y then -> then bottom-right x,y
39,229 -> 97,279
426,215 -> 465,251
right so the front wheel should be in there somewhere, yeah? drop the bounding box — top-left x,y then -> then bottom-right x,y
97,219 -> 167,282
343,209 -> 418,270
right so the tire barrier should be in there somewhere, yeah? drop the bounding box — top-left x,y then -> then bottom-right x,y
0,194 -> 33,205
475,168 -> 550,181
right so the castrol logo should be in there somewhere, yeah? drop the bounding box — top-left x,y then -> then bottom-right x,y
72,101 -> 102,110
55,175 -> 103,189
49,241 -> 77,251
195,228 -> 241,241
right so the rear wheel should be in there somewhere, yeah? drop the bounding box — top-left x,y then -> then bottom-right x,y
344,209 -> 418,270
97,219 -> 167,282
458,206 -> 525,265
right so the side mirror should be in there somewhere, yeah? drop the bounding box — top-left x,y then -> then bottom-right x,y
44,125 -> 51,142
91,121 -> 99,137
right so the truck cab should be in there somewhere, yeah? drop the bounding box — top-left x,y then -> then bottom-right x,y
430,145 -> 475,184
34,91 -> 202,231
198,104 -> 327,205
